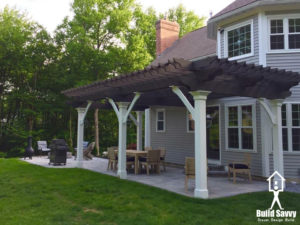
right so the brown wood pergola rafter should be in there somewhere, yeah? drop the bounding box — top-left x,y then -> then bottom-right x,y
62,56 -> 300,110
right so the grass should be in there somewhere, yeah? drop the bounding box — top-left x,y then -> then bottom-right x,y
0,159 -> 299,225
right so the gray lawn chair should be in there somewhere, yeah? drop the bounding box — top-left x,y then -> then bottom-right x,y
37,141 -> 50,155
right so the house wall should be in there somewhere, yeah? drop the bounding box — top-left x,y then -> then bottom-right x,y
266,52 -> 300,178
150,106 -> 194,165
149,99 -> 264,176
269,154 -> 300,179
266,53 -> 300,102
219,101 -> 263,176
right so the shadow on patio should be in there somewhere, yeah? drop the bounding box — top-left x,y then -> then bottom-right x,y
22,156 -> 268,199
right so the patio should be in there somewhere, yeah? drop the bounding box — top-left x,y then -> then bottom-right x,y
22,156 -> 268,199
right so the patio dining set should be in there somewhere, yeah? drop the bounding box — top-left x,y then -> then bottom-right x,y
106,147 -> 166,175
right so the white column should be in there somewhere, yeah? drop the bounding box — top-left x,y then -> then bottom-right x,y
76,108 -> 86,168
171,86 -> 210,199
270,99 -> 284,176
136,111 -> 143,151
144,108 -> 151,149
76,101 -> 92,167
117,102 -> 129,179
191,91 -> 210,199
108,93 -> 141,179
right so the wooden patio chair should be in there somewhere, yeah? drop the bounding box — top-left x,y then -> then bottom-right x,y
185,157 -> 195,191
107,148 -> 118,171
158,147 -> 166,171
139,150 -> 160,175
228,153 -> 252,184
83,142 -> 95,160
103,146 -> 118,157
126,156 -> 135,172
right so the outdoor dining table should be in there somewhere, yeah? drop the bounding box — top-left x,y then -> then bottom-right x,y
114,150 -> 148,174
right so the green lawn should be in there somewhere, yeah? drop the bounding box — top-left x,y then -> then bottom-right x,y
0,159 -> 299,225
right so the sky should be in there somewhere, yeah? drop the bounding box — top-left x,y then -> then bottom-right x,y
0,0 -> 235,33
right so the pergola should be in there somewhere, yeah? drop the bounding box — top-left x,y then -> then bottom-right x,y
63,56 -> 300,198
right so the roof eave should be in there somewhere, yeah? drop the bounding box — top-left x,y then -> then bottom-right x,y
207,0 -> 298,39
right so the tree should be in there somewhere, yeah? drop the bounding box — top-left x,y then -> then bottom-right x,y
55,0 -> 137,154
162,4 -> 206,38
123,4 -> 206,63
0,7 -> 63,156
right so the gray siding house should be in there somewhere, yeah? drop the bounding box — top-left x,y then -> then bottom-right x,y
148,0 -> 300,179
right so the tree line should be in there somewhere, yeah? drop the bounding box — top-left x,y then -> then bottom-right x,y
0,0 -> 205,157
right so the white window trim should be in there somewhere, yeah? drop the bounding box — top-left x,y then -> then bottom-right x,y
225,102 -> 257,152
186,110 -> 194,133
217,29 -> 221,59
224,19 -> 254,61
267,14 -> 300,54
156,109 -> 166,132
282,102 -> 300,153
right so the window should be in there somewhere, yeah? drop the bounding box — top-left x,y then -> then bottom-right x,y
289,18 -> 300,49
187,111 -> 194,132
269,16 -> 300,51
226,104 -> 255,150
227,23 -> 252,58
270,20 -> 284,50
282,103 -> 300,151
156,109 -> 165,132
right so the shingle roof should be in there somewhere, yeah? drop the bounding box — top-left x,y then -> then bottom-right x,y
151,26 -> 216,66
212,0 -> 259,19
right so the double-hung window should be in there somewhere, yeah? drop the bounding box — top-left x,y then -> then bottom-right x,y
226,104 -> 255,151
225,20 -> 253,60
269,16 -> 300,51
156,109 -> 165,132
281,103 -> 300,152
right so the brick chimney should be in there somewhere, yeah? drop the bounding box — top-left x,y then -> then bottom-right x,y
156,19 -> 180,56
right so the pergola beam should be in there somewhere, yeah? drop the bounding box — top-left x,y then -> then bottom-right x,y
63,57 -> 300,103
